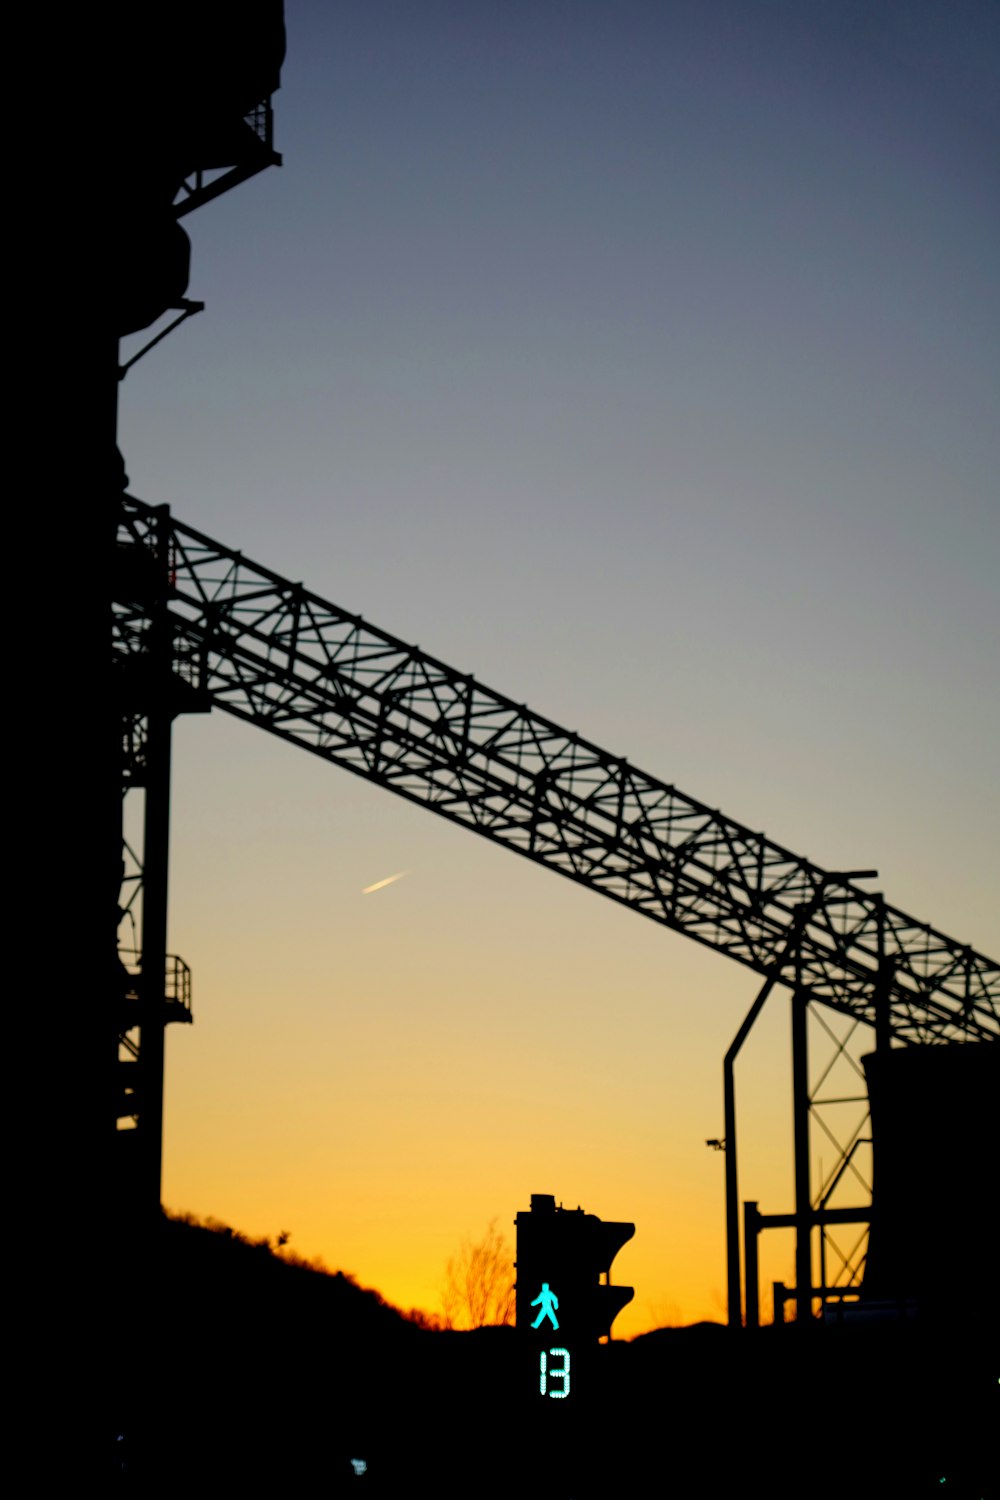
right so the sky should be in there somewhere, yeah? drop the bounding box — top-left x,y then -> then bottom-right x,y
118,0 -> 999,1334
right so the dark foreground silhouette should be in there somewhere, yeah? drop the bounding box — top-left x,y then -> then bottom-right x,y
108,1212 -> 994,1497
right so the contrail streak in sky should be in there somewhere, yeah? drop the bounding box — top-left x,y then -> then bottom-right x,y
362,871 -> 409,895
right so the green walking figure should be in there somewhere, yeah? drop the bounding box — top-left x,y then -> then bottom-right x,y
530,1282 -> 560,1331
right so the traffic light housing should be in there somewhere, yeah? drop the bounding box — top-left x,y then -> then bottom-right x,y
515,1192 -> 634,1401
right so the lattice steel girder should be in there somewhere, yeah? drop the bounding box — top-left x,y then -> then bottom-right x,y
114,496 -> 1000,1045
172,99 -> 282,220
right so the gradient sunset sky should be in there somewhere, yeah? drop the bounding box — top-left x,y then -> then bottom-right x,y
118,0 -> 999,1335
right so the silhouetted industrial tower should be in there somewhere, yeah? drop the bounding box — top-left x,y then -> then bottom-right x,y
112,3 -> 285,1226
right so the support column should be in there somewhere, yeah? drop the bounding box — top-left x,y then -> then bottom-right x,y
137,508 -> 174,1212
874,894 -> 892,1055
792,982 -> 812,1324
724,974 -> 778,1328
743,1202 -> 760,1329
773,1282 -> 787,1325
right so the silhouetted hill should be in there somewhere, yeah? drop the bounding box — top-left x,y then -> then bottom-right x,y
154,1210 -> 416,1340
111,1212 -> 993,1497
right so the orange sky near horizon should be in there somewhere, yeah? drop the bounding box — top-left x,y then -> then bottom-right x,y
155,711 -> 920,1339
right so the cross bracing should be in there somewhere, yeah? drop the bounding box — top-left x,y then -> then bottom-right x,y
115,494 -> 999,1046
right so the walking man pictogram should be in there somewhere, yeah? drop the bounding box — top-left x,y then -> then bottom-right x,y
530,1282 -> 560,1330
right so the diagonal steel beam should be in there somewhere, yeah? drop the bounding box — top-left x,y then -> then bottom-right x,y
115,494 -> 1000,1045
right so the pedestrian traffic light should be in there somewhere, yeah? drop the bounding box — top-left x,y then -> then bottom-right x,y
515,1193 -> 634,1402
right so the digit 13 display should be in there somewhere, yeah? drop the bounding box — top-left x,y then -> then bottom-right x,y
539,1347 -> 571,1399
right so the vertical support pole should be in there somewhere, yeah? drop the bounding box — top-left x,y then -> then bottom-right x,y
773,1282 -> 786,1326
724,1055 -> 741,1329
138,507 -> 174,1212
743,1202 -> 760,1329
864,894 -> 890,1310
728,876 -> 875,1338
110,356 -> 127,1218
792,966 -> 812,1324
874,894 -> 892,1055
724,974 -> 779,1329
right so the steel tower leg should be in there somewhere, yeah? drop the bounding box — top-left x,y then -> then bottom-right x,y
874,895 -> 892,1056
743,1201 -> 760,1328
136,509 -> 175,1212
723,877 -> 877,1330
724,974 -> 778,1328
138,706 -> 172,1209
792,984 -> 812,1324
110,360 -> 129,1231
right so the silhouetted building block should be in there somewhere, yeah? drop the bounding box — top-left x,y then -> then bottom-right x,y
112,7 -> 285,1221
862,1042 -> 998,1315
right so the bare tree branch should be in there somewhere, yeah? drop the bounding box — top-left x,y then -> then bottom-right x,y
441,1218 -> 515,1329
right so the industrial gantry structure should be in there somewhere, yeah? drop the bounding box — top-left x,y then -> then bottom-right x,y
111,1 -> 998,1335
114,492 -> 1000,1326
